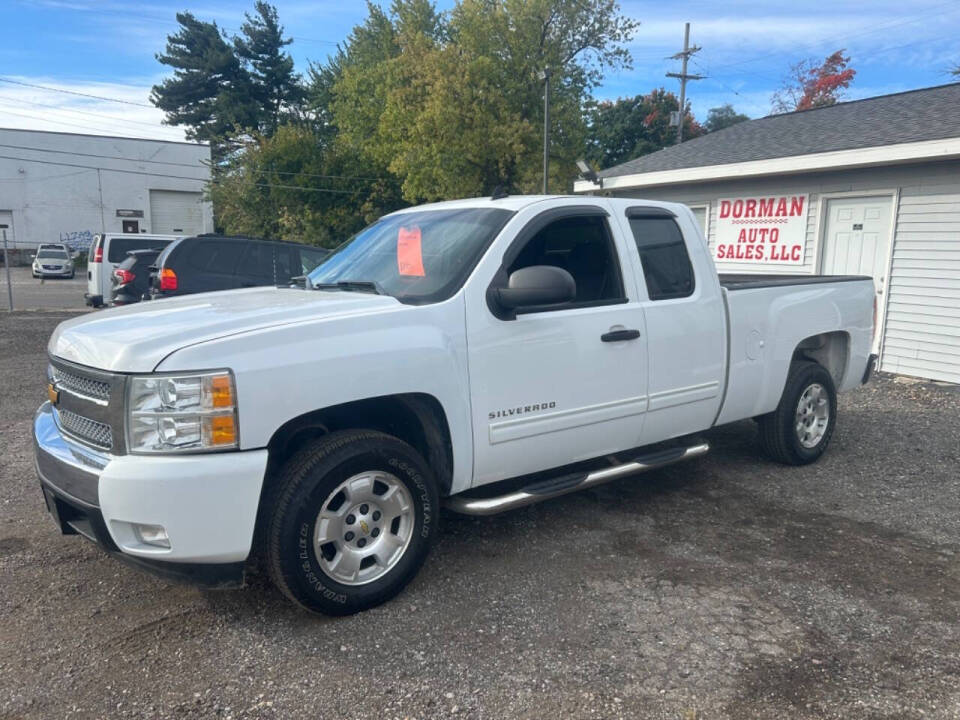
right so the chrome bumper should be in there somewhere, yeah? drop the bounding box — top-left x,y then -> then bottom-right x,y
34,402 -> 109,508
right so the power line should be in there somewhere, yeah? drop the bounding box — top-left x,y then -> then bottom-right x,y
0,76 -> 154,108
703,0 -> 960,73
0,108 -> 164,137
0,92 -> 180,133
0,142 -> 387,183
0,153 -> 361,194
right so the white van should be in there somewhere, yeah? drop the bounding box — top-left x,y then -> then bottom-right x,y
85,233 -> 181,307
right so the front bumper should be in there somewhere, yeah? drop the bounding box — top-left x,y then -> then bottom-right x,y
33,402 -> 268,585
35,266 -> 73,277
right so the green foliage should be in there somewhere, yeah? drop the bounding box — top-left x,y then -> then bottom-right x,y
329,0 -> 638,200
209,125 -> 404,247
235,1 -> 305,134
704,103 -> 749,133
585,89 -> 702,169
151,12 -> 258,155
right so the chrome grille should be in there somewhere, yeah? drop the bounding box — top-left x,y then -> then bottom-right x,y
57,408 -> 113,450
51,365 -> 111,403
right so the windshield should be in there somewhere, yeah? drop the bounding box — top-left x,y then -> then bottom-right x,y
308,208 -> 513,304
38,250 -> 68,259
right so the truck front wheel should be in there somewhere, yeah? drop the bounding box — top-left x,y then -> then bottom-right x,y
265,430 -> 438,615
758,361 -> 837,465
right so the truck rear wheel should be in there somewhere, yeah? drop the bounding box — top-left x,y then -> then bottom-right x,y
265,430 -> 438,615
758,361 -> 837,465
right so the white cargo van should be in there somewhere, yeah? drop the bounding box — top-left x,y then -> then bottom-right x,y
85,233 -> 181,307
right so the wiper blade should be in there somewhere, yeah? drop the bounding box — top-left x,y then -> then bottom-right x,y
313,280 -> 383,295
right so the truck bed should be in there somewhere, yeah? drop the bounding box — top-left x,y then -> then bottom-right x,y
719,274 -> 872,291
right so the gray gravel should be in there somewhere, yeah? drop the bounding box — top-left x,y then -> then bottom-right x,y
1,265 -> 88,311
1,311 -> 959,719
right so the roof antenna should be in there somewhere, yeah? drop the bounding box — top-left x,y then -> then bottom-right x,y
490,184 -> 509,200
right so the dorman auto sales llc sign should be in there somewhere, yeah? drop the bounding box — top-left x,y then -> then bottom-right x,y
714,194 -> 809,265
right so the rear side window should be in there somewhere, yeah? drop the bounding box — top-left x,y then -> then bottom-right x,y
185,240 -> 243,275
238,242 -> 274,281
627,215 -> 695,300
107,237 -> 171,263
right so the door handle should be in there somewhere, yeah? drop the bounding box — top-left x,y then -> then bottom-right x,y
601,329 -> 641,342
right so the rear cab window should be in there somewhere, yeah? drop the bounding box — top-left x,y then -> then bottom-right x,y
626,209 -> 695,301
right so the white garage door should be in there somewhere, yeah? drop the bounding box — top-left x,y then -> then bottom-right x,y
150,190 -> 204,235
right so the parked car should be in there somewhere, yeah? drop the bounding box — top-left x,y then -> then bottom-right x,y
38,243 -> 71,255
149,235 -> 329,299
35,195 -> 877,616
85,233 -> 179,308
110,249 -> 162,306
31,248 -> 74,278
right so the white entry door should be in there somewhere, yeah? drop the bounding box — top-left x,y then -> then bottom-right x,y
821,196 -> 893,353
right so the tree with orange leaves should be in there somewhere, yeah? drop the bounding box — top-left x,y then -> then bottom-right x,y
772,50 -> 856,113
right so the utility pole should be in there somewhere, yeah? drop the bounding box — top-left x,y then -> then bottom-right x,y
540,66 -> 552,194
666,23 -> 703,144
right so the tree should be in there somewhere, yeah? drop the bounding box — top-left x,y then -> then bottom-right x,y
704,103 -> 749,132
234,1 -> 305,134
151,12 -> 257,156
331,0 -> 639,200
209,125 -> 404,247
585,89 -> 701,169
772,50 -> 856,113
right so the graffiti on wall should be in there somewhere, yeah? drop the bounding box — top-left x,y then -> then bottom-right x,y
59,230 -> 95,251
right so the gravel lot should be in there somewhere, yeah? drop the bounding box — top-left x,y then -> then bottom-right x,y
1,266 -> 88,311
2,311 -> 959,719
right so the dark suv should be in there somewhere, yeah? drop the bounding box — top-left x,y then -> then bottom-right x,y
150,235 -> 329,299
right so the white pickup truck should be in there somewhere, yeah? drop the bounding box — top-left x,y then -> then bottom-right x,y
35,195 -> 877,614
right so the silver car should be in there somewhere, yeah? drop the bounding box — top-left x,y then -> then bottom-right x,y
32,248 -> 75,279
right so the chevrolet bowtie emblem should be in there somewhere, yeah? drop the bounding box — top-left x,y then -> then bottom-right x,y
47,382 -> 60,405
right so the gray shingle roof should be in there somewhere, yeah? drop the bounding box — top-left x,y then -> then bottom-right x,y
600,83 -> 960,178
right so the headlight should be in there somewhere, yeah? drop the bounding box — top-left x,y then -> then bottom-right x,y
126,370 -> 238,453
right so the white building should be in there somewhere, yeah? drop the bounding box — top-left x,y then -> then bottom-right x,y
576,84 -> 960,385
0,128 -> 213,253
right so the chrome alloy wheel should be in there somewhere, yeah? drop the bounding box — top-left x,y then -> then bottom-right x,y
313,471 -> 415,586
795,383 -> 830,449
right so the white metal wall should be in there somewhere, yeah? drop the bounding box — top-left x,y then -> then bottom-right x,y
882,181 -> 960,383
607,160 -> 960,384
0,128 -> 213,252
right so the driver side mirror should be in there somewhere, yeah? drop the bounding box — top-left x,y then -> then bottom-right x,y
492,265 -> 576,316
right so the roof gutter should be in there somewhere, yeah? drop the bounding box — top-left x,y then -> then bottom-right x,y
573,136 -> 960,193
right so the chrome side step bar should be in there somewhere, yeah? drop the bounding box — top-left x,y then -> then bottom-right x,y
445,442 -> 710,516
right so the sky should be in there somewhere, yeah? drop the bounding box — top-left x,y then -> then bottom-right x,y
1,0 -> 958,143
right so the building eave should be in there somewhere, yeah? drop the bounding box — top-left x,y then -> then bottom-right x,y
574,136 -> 960,193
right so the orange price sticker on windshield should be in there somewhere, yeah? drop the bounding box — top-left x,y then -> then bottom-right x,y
397,226 -> 425,277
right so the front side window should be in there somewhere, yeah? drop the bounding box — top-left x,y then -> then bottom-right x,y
507,215 -> 625,306
627,215 -> 695,301
309,208 -> 513,304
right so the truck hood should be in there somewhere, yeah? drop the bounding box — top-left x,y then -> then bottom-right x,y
49,287 -> 399,372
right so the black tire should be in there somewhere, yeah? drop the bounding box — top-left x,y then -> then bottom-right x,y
265,430 -> 438,615
758,361 -> 837,465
